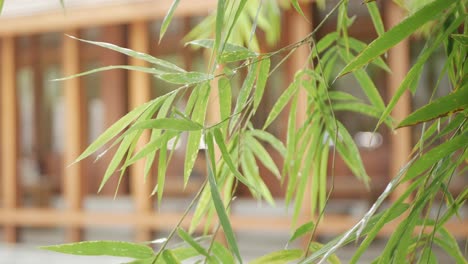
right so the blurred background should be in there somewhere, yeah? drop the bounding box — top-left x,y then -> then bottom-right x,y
0,0 -> 466,263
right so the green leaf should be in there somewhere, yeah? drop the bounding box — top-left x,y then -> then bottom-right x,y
218,77 -> 232,132
253,58 -> 271,111
211,242 -> 236,264
403,131 -> 468,182
339,0 -> 456,76
206,148 -> 242,263
289,221 -> 315,243
249,129 -> 286,156
126,131 -> 179,167
214,0 -> 225,59
159,0 -> 181,42
162,249 -> 181,264
73,99 -> 153,164
290,0 -> 308,21
249,249 -> 303,264
131,118 -> 203,131
66,35 -> 185,73
159,71 -> 213,85
245,135 -> 280,178
155,135 -> 168,203
41,241 -> 154,259
52,65 -> 164,81
451,33 -> 468,46
398,86 -> 468,127
98,132 -> 136,192
231,61 -> 260,130
0,0 -> 4,14
366,2 -> 384,36
187,39 -> 257,63
433,228 -> 467,264
263,79 -> 298,129
177,228 -> 210,257
213,128 -> 256,190
184,83 -> 210,185
376,14 -> 464,128
300,204 -> 409,263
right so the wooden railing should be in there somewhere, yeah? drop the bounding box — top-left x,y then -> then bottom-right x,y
1,0 -> 466,244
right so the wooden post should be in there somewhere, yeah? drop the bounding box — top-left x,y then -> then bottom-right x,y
97,25 -> 129,195
129,21 -> 153,242
1,36 -> 19,243
384,2 -> 412,202
63,30 -> 86,242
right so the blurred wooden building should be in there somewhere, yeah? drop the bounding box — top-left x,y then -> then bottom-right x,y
0,0 -> 466,244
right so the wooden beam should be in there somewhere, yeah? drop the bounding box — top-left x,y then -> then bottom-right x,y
0,0 -> 218,36
128,21 -> 153,242
1,36 -> 19,243
384,2 -> 412,202
0,208 -> 465,238
63,30 -> 87,242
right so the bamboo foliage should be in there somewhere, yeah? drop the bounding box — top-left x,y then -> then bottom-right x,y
29,0 -> 468,262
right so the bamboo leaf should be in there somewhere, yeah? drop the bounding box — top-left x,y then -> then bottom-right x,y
214,0 -> 225,59
398,86 -> 468,128
206,149 -> 242,263
41,241 -> 154,259
73,99 -> 153,164
245,136 -> 281,178
403,131 -> 468,182
177,228 -> 210,257
162,249 -> 181,264
211,242 -> 236,264
249,249 -> 303,264
52,65 -> 164,81
366,2 -> 384,36
434,228 -> 467,263
218,77 -> 232,132
0,0 -> 4,14
376,14 -> 464,128
66,35 -> 185,73
159,0 -> 181,42
131,118 -> 203,131
290,0 -> 308,21
187,39 -> 257,63
339,0 -> 456,76
250,129 -> 286,156
159,71 -> 213,85
98,132 -> 136,192
185,130 -> 202,185
253,58 -> 271,111
289,221 -> 315,243
451,33 -> 468,46
213,128 -> 255,191
231,61 -> 260,129
263,80 -> 298,129
155,135 -> 168,204
126,131 -> 179,167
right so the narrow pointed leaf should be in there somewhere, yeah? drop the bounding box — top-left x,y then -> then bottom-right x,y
159,71 -> 213,85
206,152 -> 242,263
218,77 -> 232,132
263,80 -> 298,129
66,35 -> 185,72
250,249 -> 303,264
403,131 -> 468,182
160,0 -> 181,42
177,228 -> 210,257
398,86 -> 468,128
290,0 -> 308,21
53,65 -> 164,81
131,118 -> 203,131
245,136 -> 280,178
74,100 -> 153,164
250,129 -> 286,156
253,58 -> 271,111
41,241 -> 154,259
289,221 -> 315,243
339,0 -> 456,76
366,2 -> 384,36
98,132 -> 136,192
451,34 -> 468,46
